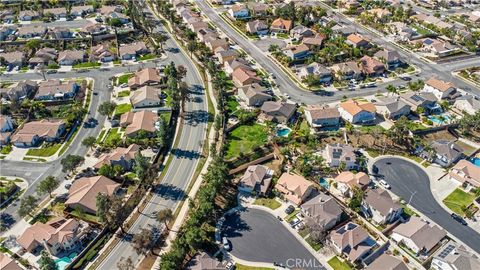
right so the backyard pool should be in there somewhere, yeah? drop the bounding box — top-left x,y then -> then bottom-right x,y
55,252 -> 77,270
319,178 -> 330,189
471,157 -> 480,167
276,128 -> 291,137
427,114 -> 451,124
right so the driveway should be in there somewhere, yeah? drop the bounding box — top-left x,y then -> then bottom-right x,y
373,157 -> 480,254
223,208 -> 325,269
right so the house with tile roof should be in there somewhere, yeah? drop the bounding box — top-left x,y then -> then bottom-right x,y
298,63 -> 332,83
361,188 -> 403,225
0,253 -> 22,270
91,44 -> 115,63
260,101 -> 296,123
449,159 -> 480,188
283,44 -> 310,60
423,78 -> 457,100
206,38 -> 230,53
128,68 -> 163,89
420,140 -> 463,167
0,115 -> 13,146
238,83 -> 271,107
275,173 -> 314,205
329,222 -> 376,263
431,241 -> 480,270
120,110 -> 159,137
374,49 -> 403,70
346,33 -> 370,48
453,95 -> 480,115
232,66 -> 262,87
34,79 -> 79,101
334,171 -> 370,197
119,42 -> 149,60
12,119 -> 65,147
238,165 -> 273,195
65,176 -> 120,214
270,18 -> 293,33
360,55 -> 385,77
331,61 -> 363,81
186,252 -> 225,270
57,50 -> 85,66
301,193 -> 343,230
374,97 -> 411,120
338,99 -> 376,124
94,144 -> 140,171
246,20 -> 269,35
304,105 -> 340,129
130,86 -> 162,109
399,92 -> 442,114
322,144 -> 358,170
365,254 -> 408,270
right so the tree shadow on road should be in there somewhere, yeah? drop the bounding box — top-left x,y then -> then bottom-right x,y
222,209 -> 252,239
152,183 -> 186,202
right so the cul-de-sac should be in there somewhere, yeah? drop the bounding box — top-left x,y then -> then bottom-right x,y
1,0 -> 480,270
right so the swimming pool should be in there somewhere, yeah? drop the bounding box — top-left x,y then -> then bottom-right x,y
471,158 -> 480,167
427,115 -> 450,124
55,252 -> 77,270
319,178 -> 330,189
276,128 -> 291,137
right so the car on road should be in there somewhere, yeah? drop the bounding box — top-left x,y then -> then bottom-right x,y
93,92 -> 98,95
65,183 -> 72,189
379,179 -> 391,189
222,237 -> 230,250
46,70 -> 57,74
285,205 -> 295,214
451,213 -> 468,225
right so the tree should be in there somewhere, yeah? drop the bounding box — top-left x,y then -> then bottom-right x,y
186,41 -> 197,57
38,250 -> 58,270
18,195 -> 38,218
154,33 -> 169,51
388,116 -> 412,148
134,152 -> 150,183
96,193 -> 127,231
156,209 -> 173,230
25,39 -> 41,55
307,222 -> 327,245
98,164 -> 124,179
36,176 -> 59,198
386,84 -> 397,96
82,136 -> 96,149
156,118 -> 168,149
61,154 -> 84,173
348,187 -> 364,213
132,227 -> 155,255
109,18 -> 123,27
98,101 -> 116,117
117,257 -> 135,270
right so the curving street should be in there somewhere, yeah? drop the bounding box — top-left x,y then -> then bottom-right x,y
373,157 -> 480,254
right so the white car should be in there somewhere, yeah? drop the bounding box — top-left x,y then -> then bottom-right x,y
225,261 -> 234,270
222,237 -> 230,250
379,179 -> 391,189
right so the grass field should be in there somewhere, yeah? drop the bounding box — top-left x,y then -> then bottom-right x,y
114,103 -> 132,116
73,62 -> 101,69
253,198 -> 281,210
117,73 -> 133,85
26,143 -> 62,157
443,188 -> 475,216
327,256 -> 352,270
225,123 -> 268,159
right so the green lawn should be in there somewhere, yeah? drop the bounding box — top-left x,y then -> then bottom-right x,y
138,54 -> 155,61
70,209 -> 99,223
103,128 -> 121,146
443,188 -> 475,216
276,33 -> 289,39
225,123 -> 268,159
117,90 -> 130,98
1,145 -> 12,155
26,143 -> 62,157
253,198 -> 281,210
328,256 -> 352,270
305,236 -> 322,251
285,209 -> 300,222
235,264 -> 273,270
226,96 -> 239,114
114,103 -> 132,116
73,62 -> 101,69
96,129 -> 106,143
117,73 -> 133,85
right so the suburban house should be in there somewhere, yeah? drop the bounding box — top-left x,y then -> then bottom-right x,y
270,18 -> 293,33
329,222 -> 376,263
119,42 -> 149,60
238,83 -> 271,107
49,27 -> 73,39
338,99 -> 376,125
94,144 -> 140,171
232,66 -> 262,87
421,140 -> 463,167
18,10 -> 39,21
17,25 -> 47,39
0,253 -> 22,270
453,95 -> 480,115
128,68 -> 163,89
374,97 -> 411,120
365,254 -> 409,270
0,26 -> 15,41
130,86 -> 162,109
71,5 -> 95,17
361,188 -> 403,225
346,34 -> 370,48
400,92 -> 442,114
0,115 -> 14,146
185,252 -> 225,270
423,78 -> 457,100
298,62 -> 332,83
283,44 -> 310,60
449,159 -> 480,188
334,171 -> 370,197
290,25 -> 315,40
81,23 -> 108,36
57,50 -> 85,66
188,21 -> 209,33
0,52 -> 26,68
206,38 -> 230,53
11,119 -> 65,147
304,105 -> 340,129
391,216 -> 446,256
91,44 -> 115,62
35,79 -> 79,101
331,61 -> 363,80
303,34 -> 325,49
260,101 -> 296,123
215,49 -> 238,65
43,7 -> 67,20
196,28 -> 219,43
275,173 -> 314,206
301,193 -> 343,230
431,241 -> 480,270
322,144 -> 358,170
238,165 -> 273,196
224,58 -> 252,75
360,56 -> 385,77
367,8 -> 392,22
228,3 -> 249,20
17,218 -> 86,255
29,47 -> 58,67
249,3 -> 268,17
0,81 -> 37,101
246,19 -> 269,35
65,175 -> 120,214
120,110 -> 159,137
374,49 -> 403,70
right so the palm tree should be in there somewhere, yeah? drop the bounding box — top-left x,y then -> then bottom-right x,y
21,99 -> 45,120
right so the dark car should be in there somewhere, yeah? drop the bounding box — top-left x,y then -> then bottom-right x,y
451,213 -> 468,225
285,205 -> 295,214
401,76 -> 412,81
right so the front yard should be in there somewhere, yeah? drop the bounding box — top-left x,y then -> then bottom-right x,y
253,198 -> 281,210
443,188 -> 476,216
235,264 -> 273,270
26,143 -> 62,157
103,128 -> 122,146
114,103 -> 132,117
225,123 -> 268,159
327,256 -> 352,270
117,73 -> 134,85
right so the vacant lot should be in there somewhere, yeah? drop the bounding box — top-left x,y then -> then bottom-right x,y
443,188 -> 475,216
225,124 -> 268,159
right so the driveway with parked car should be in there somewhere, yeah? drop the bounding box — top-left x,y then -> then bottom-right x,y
222,208 -> 324,269
373,157 -> 480,254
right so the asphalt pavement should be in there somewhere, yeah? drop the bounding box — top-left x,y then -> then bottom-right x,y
223,208 -> 324,270
373,157 -> 480,254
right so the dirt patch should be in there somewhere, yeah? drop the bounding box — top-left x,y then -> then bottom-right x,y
421,129 -> 457,142
215,181 -> 238,212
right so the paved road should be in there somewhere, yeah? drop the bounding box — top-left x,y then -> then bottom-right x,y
0,61 -> 159,231
194,0 -> 480,104
223,208 -> 324,269
373,157 -> 480,254
95,4 -> 208,269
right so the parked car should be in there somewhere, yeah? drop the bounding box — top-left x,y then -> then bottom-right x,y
379,179 -> 391,189
451,213 -> 468,225
289,217 -> 301,228
285,205 -> 295,214
222,237 -> 230,250
225,261 -> 234,270
65,183 -> 72,189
